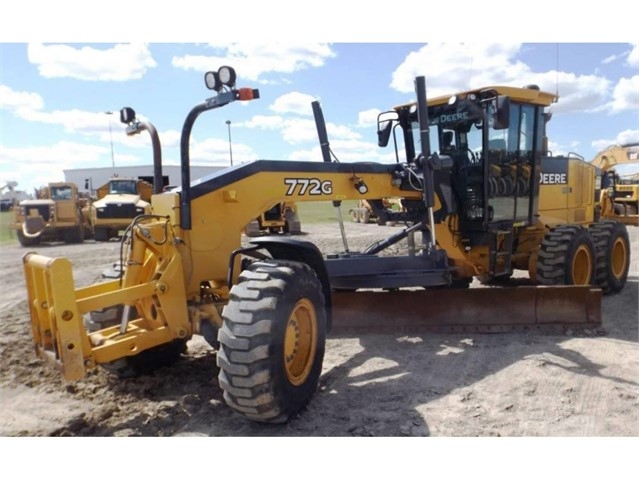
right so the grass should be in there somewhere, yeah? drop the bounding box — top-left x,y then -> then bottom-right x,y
296,200 -> 359,224
0,211 -> 17,245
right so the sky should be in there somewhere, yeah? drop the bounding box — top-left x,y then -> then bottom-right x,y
1,4 -> 638,197
1,4 -> 638,476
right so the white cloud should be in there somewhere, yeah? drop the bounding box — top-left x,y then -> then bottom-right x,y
172,43 -> 336,82
269,92 -> 318,115
189,137 -> 256,165
626,43 -> 639,67
390,43 -> 613,114
27,43 -> 157,81
592,129 -> 639,152
239,115 -> 285,130
357,108 -> 382,128
610,75 -> 639,112
0,85 -> 44,112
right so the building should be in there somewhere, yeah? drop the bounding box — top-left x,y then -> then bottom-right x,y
63,164 -> 225,197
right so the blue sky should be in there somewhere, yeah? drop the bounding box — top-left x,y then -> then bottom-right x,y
1,6 -> 638,196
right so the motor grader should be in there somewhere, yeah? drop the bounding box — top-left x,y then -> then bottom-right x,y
22,67 -> 629,424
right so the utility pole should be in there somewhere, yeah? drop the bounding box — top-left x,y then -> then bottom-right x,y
226,120 -> 233,166
105,111 -> 115,169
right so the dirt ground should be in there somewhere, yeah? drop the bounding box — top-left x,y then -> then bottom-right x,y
0,219 -> 637,449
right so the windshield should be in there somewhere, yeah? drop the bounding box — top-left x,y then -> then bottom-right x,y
50,186 -> 73,200
406,98 -> 541,224
109,180 -> 137,194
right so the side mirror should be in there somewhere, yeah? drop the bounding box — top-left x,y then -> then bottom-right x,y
492,96 -> 510,130
377,111 -> 398,147
377,121 -> 393,147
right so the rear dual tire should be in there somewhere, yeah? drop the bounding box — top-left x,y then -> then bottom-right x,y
589,220 -> 630,294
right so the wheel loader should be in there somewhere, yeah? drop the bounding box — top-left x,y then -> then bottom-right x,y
22,66 -> 629,424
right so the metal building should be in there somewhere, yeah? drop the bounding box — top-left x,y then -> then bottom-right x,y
63,165 -> 225,197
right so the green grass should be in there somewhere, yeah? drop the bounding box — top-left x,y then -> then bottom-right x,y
0,211 -> 17,244
296,200 -> 359,224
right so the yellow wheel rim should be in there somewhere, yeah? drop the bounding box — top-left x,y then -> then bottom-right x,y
283,298 -> 317,386
610,237 -> 628,280
572,244 -> 593,285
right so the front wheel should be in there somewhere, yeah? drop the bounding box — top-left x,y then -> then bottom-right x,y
217,259 -> 326,423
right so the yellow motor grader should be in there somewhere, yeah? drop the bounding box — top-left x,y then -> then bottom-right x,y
23,67 -> 629,423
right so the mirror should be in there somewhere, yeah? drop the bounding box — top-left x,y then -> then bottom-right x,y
376,111 -> 398,147
492,96 -> 510,130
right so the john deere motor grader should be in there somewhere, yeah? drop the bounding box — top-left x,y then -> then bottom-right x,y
23,67 -> 628,424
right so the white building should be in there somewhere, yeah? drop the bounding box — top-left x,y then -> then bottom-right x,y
63,165 -> 225,196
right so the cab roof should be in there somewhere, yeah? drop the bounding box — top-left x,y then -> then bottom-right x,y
395,85 -> 558,110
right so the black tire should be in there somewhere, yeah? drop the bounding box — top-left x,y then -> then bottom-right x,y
101,339 -> 188,379
64,225 -> 84,244
217,259 -> 327,423
244,220 -> 261,237
536,225 -> 596,286
284,209 -> 302,235
350,208 -> 360,223
16,230 -> 40,247
94,227 -> 110,242
200,320 -> 220,350
589,220 -> 631,294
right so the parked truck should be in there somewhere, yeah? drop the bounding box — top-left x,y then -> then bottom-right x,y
89,177 -> 153,241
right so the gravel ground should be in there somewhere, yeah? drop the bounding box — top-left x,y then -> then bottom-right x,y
0,220 -> 637,478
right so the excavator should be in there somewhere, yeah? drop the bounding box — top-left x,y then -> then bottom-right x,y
22,66 -> 629,423
590,142 -> 639,226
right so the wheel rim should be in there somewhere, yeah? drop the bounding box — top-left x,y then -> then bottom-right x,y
283,298 -> 317,386
610,237 -> 628,279
572,245 -> 593,285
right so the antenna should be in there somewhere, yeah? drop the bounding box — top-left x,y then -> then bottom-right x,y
555,43 -> 560,100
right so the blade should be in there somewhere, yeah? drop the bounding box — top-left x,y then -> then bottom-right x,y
329,286 -> 601,334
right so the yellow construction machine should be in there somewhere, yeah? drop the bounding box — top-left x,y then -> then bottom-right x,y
12,182 -> 93,246
349,198 -> 404,225
244,201 -> 302,237
590,143 -> 639,225
22,67 -> 629,423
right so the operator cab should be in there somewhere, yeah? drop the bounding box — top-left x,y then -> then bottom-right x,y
379,85 -> 555,241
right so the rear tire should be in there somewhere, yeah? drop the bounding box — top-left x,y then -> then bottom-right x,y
94,227 -> 110,242
244,220 -> 261,237
217,259 -> 326,423
64,225 -> 84,243
536,225 -> 596,286
361,209 -> 371,224
589,220 -> 630,294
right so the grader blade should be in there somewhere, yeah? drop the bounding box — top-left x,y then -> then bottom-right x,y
330,286 -> 601,333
